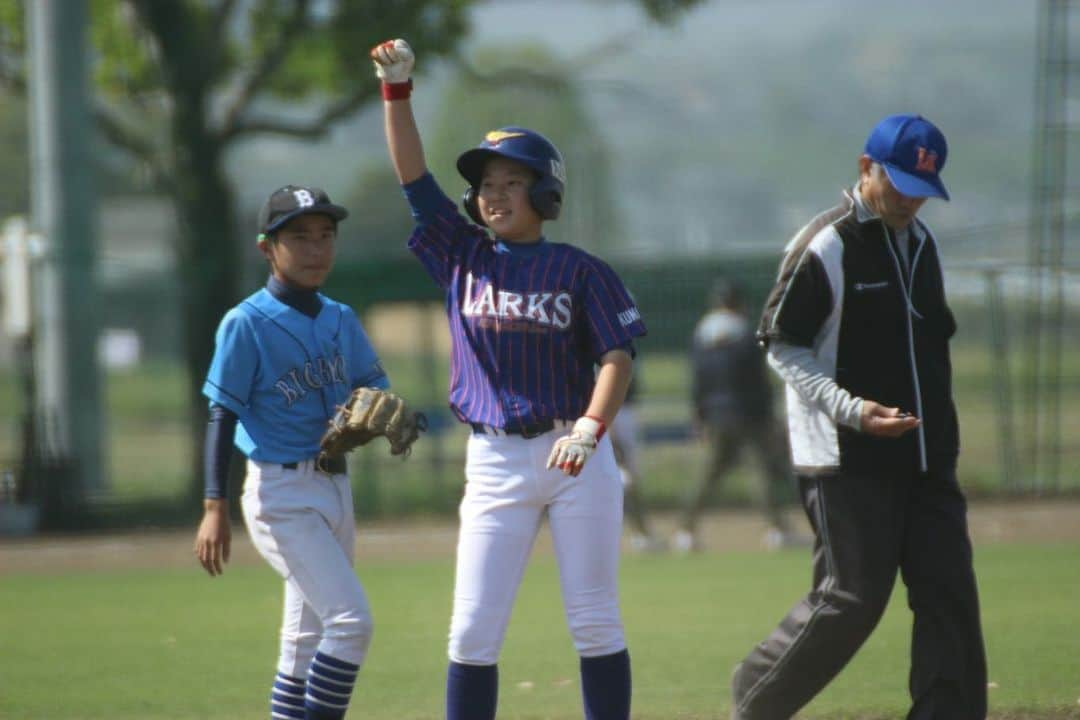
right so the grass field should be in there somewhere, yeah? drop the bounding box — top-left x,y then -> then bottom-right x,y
2,510 -> 1079,720
1,307 -> 1077,718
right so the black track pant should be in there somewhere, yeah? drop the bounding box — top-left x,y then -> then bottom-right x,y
731,467 -> 987,720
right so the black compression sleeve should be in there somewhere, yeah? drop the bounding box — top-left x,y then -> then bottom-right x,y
204,404 -> 238,499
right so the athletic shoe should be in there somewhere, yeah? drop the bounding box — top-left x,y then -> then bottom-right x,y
763,526 -> 812,551
730,662 -> 745,719
629,534 -> 667,553
671,529 -> 699,554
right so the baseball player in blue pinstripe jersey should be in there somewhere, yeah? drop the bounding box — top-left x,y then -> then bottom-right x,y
372,39 -> 646,720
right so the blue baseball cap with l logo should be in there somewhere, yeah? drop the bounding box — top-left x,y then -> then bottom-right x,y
864,114 -> 950,201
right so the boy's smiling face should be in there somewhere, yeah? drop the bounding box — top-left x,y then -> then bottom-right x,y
477,156 -> 543,243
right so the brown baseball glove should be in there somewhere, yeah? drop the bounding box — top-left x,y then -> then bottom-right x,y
320,388 -> 427,457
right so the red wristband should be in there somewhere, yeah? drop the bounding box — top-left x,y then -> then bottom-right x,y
381,78 -> 413,100
584,415 -> 607,440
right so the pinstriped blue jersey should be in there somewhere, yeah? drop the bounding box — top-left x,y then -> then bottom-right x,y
203,287 -> 389,463
403,173 -> 646,429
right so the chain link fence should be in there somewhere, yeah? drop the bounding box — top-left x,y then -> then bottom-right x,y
2,250 -> 1077,532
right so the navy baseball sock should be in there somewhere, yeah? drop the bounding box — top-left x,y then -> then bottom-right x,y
303,651 -> 359,719
446,661 -> 498,720
580,649 -> 631,720
270,672 -> 306,719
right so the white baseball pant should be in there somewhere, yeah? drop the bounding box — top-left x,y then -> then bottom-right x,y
448,429 -> 625,665
241,459 -> 373,677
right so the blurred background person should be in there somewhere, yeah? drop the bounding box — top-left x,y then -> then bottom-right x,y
673,278 -> 804,553
611,373 -> 665,553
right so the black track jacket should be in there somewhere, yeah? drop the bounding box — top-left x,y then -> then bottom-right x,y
757,189 -> 959,476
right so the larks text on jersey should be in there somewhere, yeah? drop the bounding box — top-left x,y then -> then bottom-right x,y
461,271 -> 572,329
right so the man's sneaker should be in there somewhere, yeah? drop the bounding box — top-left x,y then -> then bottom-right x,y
763,526 -> 812,551
629,534 -> 668,553
730,662 -> 745,719
671,529 -> 699,554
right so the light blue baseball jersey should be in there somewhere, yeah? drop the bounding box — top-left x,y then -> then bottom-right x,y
203,287 -> 389,463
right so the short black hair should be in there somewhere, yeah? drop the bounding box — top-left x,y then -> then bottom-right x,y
709,277 -> 744,310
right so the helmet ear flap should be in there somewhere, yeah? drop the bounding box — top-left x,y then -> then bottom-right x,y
462,186 -> 486,226
529,175 -> 563,220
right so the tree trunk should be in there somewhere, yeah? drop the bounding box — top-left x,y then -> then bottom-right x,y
171,125 -> 241,507
133,0 -> 245,509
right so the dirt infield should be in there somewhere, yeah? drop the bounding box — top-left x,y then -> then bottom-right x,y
2,497 -> 1078,575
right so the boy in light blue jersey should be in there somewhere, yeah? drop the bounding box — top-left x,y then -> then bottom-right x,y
194,185 -> 388,720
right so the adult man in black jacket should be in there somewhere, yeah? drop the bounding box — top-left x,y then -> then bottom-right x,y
731,115 -> 987,719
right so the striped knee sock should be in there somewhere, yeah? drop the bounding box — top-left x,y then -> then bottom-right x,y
304,651 -> 359,719
270,672 -> 306,719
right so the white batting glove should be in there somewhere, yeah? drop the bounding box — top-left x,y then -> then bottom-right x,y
546,416 -> 606,477
370,38 -> 414,84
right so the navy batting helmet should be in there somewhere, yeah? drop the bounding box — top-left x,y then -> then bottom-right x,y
457,127 -> 566,226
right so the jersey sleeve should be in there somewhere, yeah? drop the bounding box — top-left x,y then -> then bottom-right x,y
579,257 -> 647,362
203,404 -> 238,499
202,308 -> 258,416
402,171 -> 452,223
344,307 -> 391,390
404,173 -> 486,290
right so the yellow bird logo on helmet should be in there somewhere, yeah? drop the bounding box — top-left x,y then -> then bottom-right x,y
484,130 -> 527,146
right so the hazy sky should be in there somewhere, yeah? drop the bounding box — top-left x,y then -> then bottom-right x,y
232,0 -> 1053,259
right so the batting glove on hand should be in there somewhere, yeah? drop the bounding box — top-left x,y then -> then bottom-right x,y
371,38 -> 414,84
546,416 -> 606,477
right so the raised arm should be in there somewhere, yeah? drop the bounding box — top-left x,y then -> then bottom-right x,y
371,39 -> 427,184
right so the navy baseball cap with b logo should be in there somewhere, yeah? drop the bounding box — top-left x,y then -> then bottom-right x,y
864,114 -> 950,201
258,185 -> 348,235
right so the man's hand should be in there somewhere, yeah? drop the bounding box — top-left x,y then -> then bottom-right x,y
194,499 -> 231,577
546,416 -> 606,477
860,400 -> 920,438
371,38 -> 414,84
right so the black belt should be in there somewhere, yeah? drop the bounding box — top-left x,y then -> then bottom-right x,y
470,419 -> 555,439
282,454 -> 347,475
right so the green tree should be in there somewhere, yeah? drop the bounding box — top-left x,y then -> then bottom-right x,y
342,43 -> 621,258
0,0 -> 703,500
1,0 -> 476,499
0,92 -> 28,220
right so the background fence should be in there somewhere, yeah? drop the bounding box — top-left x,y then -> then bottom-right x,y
2,0 -> 1076,535
2,251 -> 1076,531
